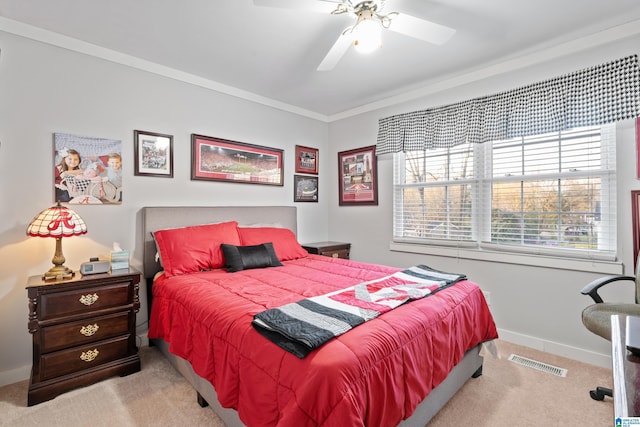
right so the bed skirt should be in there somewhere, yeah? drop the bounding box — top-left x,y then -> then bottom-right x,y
151,338 -> 484,427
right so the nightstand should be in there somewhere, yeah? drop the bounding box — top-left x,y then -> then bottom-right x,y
302,241 -> 351,259
26,269 -> 141,406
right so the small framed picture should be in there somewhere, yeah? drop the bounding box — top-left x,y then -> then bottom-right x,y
338,145 -> 378,206
134,130 -> 174,178
294,175 -> 318,202
295,145 -> 319,175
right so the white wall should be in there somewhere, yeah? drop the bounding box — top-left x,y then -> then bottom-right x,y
0,31 -> 329,385
2,25 -> 639,387
327,35 -> 640,368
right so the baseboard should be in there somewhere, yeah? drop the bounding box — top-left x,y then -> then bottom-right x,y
0,364 -> 31,387
136,330 -> 149,348
498,328 -> 612,369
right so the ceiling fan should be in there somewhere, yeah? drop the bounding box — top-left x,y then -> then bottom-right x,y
253,0 -> 456,71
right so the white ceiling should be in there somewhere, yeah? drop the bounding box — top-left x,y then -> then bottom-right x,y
1,0 -> 640,120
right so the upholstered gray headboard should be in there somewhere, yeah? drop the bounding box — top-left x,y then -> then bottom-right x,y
141,206 -> 297,280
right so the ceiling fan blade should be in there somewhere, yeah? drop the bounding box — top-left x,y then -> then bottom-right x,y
252,0 -> 340,14
388,13 -> 456,45
317,32 -> 353,71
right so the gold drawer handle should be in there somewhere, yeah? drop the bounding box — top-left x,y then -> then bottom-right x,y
80,324 -> 99,337
79,293 -> 99,306
80,349 -> 99,362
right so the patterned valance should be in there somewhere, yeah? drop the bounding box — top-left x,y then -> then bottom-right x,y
376,55 -> 640,155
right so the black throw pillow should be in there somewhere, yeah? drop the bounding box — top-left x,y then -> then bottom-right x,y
221,242 -> 283,272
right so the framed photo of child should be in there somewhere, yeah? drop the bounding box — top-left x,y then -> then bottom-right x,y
53,132 -> 123,205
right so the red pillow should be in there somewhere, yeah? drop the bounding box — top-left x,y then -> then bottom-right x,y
153,221 -> 240,276
238,227 -> 308,261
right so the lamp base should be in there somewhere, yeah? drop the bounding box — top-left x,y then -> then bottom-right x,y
43,265 -> 74,282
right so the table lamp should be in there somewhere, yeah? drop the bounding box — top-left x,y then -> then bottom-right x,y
26,202 -> 87,280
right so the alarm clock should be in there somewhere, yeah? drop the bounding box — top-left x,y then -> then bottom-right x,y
80,258 -> 111,275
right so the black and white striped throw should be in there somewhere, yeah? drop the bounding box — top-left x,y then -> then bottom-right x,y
252,265 -> 466,358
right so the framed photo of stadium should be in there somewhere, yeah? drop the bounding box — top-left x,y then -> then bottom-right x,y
190,134 -> 284,186
134,130 -> 173,178
338,145 -> 378,206
294,175 -> 318,202
295,145 -> 318,174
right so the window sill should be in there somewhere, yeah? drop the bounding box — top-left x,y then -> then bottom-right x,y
389,242 -> 623,275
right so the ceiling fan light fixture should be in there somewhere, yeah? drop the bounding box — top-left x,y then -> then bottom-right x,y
352,9 -> 381,54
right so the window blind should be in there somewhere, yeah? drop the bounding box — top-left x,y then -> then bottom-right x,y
393,125 -> 616,259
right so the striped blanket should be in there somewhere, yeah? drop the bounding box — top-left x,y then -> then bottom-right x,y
252,265 -> 466,358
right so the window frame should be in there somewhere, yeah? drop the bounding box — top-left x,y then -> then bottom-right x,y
391,124 -> 620,274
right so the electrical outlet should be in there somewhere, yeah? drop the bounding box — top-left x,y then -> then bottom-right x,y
482,291 -> 491,306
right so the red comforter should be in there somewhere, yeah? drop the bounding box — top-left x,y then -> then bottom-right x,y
148,255 -> 498,427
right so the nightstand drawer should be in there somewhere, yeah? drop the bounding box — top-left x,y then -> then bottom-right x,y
41,312 -> 132,353
39,282 -> 133,321
318,248 -> 350,259
39,335 -> 131,381
302,242 -> 351,260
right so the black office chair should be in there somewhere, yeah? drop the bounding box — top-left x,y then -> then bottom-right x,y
581,257 -> 640,400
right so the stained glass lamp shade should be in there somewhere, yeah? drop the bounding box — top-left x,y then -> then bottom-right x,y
26,202 -> 87,280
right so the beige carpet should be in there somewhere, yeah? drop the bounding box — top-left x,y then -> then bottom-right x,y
429,340 -> 612,426
0,346 -> 224,427
0,340 -> 613,426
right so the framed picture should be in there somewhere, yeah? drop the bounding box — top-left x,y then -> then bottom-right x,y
294,175 -> 318,202
295,145 -> 319,174
338,145 -> 378,206
53,132 -> 122,205
633,190 -> 640,270
134,130 -> 173,178
191,134 -> 284,186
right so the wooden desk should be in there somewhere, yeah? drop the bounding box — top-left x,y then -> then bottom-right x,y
612,314 -> 640,418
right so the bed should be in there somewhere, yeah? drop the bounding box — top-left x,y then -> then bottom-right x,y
141,206 -> 498,427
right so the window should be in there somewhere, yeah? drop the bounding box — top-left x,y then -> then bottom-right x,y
393,124 -> 616,260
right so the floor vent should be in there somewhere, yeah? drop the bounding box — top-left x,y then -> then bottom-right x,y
508,354 -> 567,377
